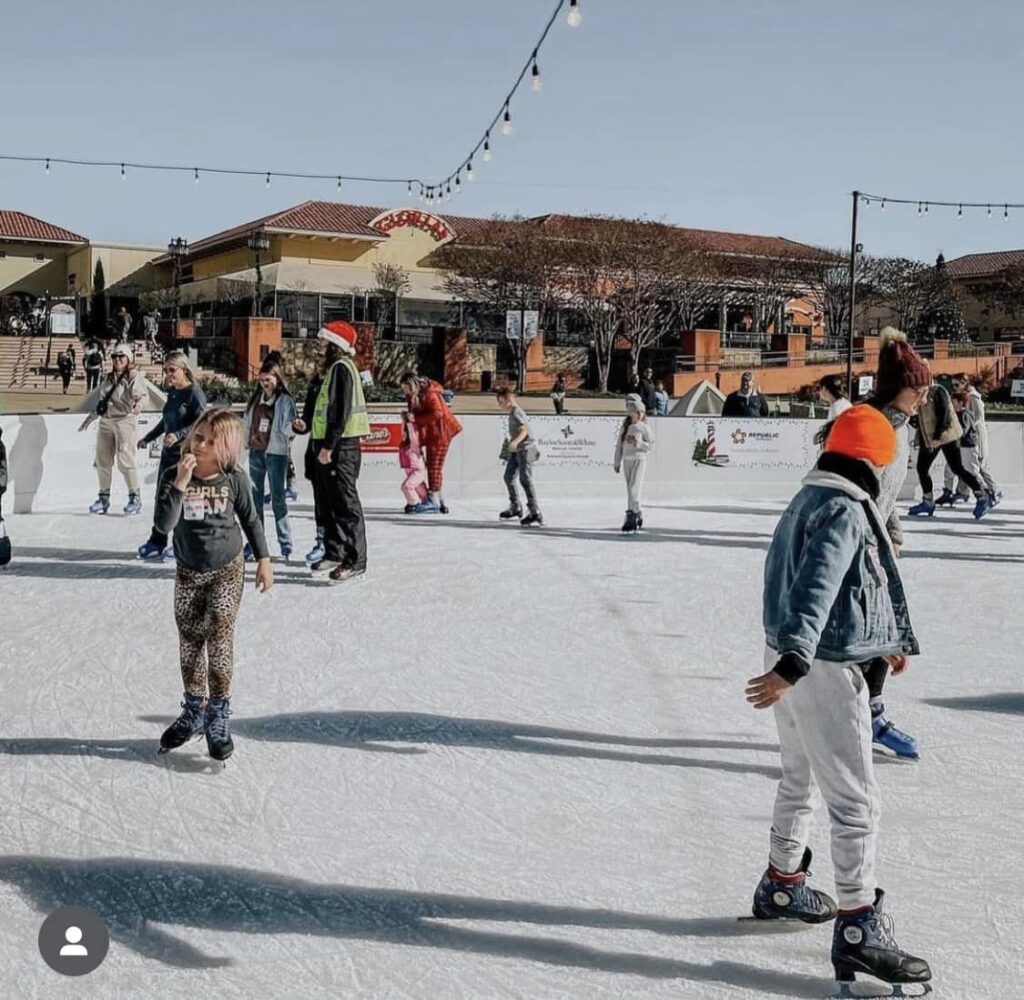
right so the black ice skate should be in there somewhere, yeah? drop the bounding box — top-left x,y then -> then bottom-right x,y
832,889 -> 932,998
621,510 -> 640,533
751,847 -> 836,924
520,511 -> 544,527
159,693 -> 207,753
499,505 -> 523,520
328,564 -> 367,584
204,697 -> 234,761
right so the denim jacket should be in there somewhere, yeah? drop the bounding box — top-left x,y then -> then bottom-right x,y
763,468 -> 919,666
243,392 -> 297,456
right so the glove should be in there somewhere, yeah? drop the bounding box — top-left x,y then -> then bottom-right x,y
772,652 -> 811,686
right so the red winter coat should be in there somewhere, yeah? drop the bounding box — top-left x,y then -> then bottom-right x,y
407,379 -> 462,449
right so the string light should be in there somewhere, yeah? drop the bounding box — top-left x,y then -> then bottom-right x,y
483,135 -> 492,162
445,181 -> 452,201
455,173 -> 461,194
194,167 -> 200,185
924,202 -> 929,215
879,199 -> 884,212
862,191 -> 1024,220
44,158 -> 50,175
337,176 -> 342,191
1005,204 -> 1010,222
466,160 -> 474,181
120,163 -> 126,181
917,202 -> 922,216
531,55 -> 542,92
407,180 -> 412,197
265,172 -> 271,187
501,105 -> 513,136
988,205 -> 992,218
568,0 -> 582,28
957,203 -> 962,219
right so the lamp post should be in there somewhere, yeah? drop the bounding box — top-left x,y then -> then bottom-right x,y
167,237 -> 188,327
247,228 -> 270,318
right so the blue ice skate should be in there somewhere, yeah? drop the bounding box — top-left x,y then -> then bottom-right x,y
285,487 -> 299,502
973,494 -> 991,520
752,848 -> 836,924
204,696 -> 234,761
413,500 -> 440,514
832,889 -> 932,998
305,537 -> 325,565
137,540 -> 164,560
280,543 -> 293,563
123,493 -> 142,516
908,498 -> 935,517
88,494 -> 110,515
952,491 -> 970,504
989,491 -> 1003,508
871,703 -> 918,761
162,546 -> 176,563
243,542 -> 254,561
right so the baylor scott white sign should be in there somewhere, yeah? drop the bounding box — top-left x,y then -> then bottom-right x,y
498,415 -> 619,468
689,418 -> 813,471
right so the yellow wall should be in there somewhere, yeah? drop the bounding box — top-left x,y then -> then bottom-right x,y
193,247 -> 253,281
0,242 -> 71,297
278,235 -> 373,264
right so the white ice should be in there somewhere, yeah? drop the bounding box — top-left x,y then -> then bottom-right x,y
0,494 -> 1022,999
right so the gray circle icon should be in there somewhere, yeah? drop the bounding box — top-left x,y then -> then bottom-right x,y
38,906 -> 109,976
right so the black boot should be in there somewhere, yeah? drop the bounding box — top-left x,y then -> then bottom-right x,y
159,693 -> 206,753
204,697 -> 234,761
621,510 -> 638,532
499,504 -> 523,520
832,889 -> 931,996
520,511 -> 544,527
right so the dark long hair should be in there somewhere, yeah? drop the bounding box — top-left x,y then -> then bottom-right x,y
818,374 -> 847,401
246,362 -> 291,413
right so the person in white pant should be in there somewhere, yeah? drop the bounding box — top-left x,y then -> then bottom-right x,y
943,391 -> 984,500
745,404 -> 931,993
613,394 -> 654,532
953,375 -> 999,501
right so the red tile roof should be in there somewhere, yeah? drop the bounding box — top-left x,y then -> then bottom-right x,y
161,199 -> 823,265
947,250 -> 1024,279
0,210 -> 87,244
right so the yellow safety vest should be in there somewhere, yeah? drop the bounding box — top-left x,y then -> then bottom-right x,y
312,356 -> 370,440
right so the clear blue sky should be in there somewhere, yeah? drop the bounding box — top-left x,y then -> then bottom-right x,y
3,0 -> 1022,262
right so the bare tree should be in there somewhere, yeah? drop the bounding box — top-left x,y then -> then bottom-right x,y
372,262 -> 411,337
436,216 -> 565,391
969,261 -> 1024,319
865,257 -> 930,334
802,249 -> 878,347
661,235 -> 730,334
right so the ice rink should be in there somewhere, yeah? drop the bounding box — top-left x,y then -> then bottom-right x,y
1,493 -> 1022,999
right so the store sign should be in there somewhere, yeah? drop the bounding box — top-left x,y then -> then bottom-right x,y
690,419 -> 812,471
370,209 -> 452,243
361,422 -> 403,453
505,310 -> 540,341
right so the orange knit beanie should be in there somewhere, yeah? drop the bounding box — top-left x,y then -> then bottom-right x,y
824,404 -> 897,468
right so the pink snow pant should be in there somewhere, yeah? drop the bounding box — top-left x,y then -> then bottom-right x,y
401,469 -> 428,505
765,646 -> 880,910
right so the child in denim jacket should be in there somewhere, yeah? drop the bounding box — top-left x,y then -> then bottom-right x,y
745,404 -> 931,996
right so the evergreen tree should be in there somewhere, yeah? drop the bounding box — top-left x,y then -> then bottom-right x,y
914,253 -> 968,343
90,259 -> 107,337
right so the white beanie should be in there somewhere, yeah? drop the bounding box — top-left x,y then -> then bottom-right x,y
111,343 -> 133,361
625,393 -> 645,414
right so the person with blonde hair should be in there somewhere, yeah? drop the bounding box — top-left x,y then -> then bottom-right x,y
137,351 -> 207,560
613,394 -> 655,532
79,343 -> 148,516
154,408 -> 272,762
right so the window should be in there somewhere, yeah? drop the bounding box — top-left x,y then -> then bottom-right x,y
0,250 -> 6,259
35,253 -> 45,262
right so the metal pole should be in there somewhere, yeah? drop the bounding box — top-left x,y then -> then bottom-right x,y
519,303 -> 526,393
846,190 -> 859,397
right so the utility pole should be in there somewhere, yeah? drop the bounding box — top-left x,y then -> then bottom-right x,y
846,191 -> 860,398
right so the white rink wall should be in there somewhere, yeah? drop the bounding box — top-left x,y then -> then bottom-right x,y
2,412 -> 1023,514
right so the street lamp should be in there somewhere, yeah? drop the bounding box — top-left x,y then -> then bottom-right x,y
167,236 -> 189,324
247,228 -> 270,318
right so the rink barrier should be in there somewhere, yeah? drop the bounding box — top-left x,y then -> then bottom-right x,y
2,412 -> 1022,514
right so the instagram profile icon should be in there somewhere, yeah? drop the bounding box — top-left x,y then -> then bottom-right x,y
38,906 -> 109,976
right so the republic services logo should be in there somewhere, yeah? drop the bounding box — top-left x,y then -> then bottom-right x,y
731,428 -> 747,445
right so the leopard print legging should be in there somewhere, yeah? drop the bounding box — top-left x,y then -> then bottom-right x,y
174,554 -> 245,699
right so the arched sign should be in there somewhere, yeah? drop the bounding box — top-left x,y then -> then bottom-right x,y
369,208 -> 455,244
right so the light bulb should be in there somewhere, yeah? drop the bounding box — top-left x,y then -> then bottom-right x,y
924,202 -> 929,215
531,62 -> 542,92
1005,204 -> 1010,221
194,167 -> 200,185
445,182 -> 452,201
265,172 -> 271,187
567,0 -> 582,27
467,161 -> 475,181
407,181 -> 412,197
337,176 -> 342,191
483,135 -> 492,161
455,174 -> 461,193
880,199 -> 885,212
502,107 -> 513,136
987,205 -> 992,218
44,158 -> 50,175
120,163 -> 126,181
957,204 -> 962,219
917,202 -> 922,216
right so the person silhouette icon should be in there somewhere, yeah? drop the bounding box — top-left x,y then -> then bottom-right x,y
59,926 -> 88,957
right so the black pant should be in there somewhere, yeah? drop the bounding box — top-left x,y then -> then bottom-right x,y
61,374 -> 71,393
304,441 -> 325,531
315,439 -> 366,569
147,450 -> 179,548
917,441 -> 982,497
553,398 -> 565,415
85,369 -> 100,391
861,658 -> 887,701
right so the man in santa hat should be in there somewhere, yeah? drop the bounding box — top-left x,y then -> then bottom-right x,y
307,320 -> 370,583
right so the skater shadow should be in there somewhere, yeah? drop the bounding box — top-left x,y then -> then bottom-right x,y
648,504 -> 785,519
1,561 -> 175,581
16,545 -> 140,562
9,415 -> 47,513
371,516 -> 772,551
0,731 -> 424,770
922,692 -> 1024,716
899,549 -> 1024,565
133,711 -> 781,778
0,855 -> 824,995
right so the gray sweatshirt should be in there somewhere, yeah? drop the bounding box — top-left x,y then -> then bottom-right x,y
876,404 -> 910,547
154,467 -> 269,571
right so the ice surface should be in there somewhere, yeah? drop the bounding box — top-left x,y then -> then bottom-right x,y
0,495 -> 1022,999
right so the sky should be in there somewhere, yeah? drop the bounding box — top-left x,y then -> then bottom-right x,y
2,0 -> 1023,263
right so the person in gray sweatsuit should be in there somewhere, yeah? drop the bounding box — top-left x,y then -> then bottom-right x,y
746,404 -> 930,993
613,393 -> 654,532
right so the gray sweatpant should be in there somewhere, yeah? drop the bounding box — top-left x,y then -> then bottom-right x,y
622,455 -> 647,513
765,646 -> 880,910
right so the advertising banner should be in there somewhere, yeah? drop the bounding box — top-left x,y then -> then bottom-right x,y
689,418 -> 813,471
361,421 -> 403,453
509,415 -> 620,468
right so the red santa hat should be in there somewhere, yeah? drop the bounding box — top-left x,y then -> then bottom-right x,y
317,320 -> 357,355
